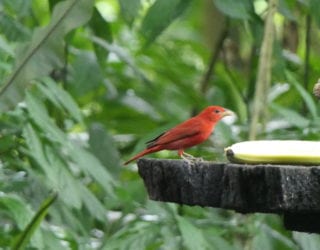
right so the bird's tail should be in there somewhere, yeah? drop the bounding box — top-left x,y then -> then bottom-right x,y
124,147 -> 160,165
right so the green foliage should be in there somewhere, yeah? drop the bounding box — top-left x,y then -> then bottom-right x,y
119,0 -> 141,26
213,0 -> 253,20
140,0 -> 192,45
0,0 -> 320,249
0,0 -> 94,110
12,192 -> 58,250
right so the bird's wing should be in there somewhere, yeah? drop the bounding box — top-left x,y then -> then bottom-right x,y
146,118 -> 202,148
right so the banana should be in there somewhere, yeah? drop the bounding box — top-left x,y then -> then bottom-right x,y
225,140 -> 320,165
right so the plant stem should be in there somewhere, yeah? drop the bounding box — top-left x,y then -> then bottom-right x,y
249,0 -> 278,140
199,21 -> 229,95
303,14 -> 311,113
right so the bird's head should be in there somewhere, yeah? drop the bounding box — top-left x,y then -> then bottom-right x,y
199,106 -> 234,122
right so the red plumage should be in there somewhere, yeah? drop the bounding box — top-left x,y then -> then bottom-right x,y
124,106 -> 233,165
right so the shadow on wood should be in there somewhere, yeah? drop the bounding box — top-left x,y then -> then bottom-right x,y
137,158 -> 320,233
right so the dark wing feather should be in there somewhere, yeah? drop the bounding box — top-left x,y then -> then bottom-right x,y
146,132 -> 166,148
145,118 -> 202,148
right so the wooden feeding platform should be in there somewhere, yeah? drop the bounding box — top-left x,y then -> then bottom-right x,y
137,158 -> 320,233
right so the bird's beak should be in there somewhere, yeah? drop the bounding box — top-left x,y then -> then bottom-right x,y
221,109 -> 234,118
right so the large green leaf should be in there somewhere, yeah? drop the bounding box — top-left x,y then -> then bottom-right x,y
285,71 -> 317,119
140,0 -> 192,45
309,0 -> 320,27
0,0 -> 94,111
12,192 -> 58,250
0,1 -> 31,42
25,91 -> 66,143
271,104 -> 310,128
67,146 -> 115,196
23,124 -> 82,209
213,0 -> 252,19
23,111 -> 110,221
68,51 -> 103,98
89,123 -> 121,175
89,7 -> 113,65
293,232 -> 320,250
0,193 -> 33,230
176,216 -> 210,250
119,0 -> 141,26
39,77 -> 83,123
0,193 -> 44,249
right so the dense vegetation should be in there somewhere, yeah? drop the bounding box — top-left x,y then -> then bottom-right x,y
1,0 -> 320,249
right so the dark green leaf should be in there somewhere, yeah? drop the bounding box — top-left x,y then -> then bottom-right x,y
89,7 -> 112,65
23,124 -> 82,209
67,145 -> 115,196
119,0 -> 141,26
89,123 -> 121,174
176,216 -> 210,250
68,51 -> 103,97
25,91 -> 66,143
78,185 -> 106,221
0,193 -> 33,230
309,0 -> 320,26
213,0 -> 252,19
285,71 -> 317,119
140,0 -> 192,45
41,77 -> 83,123
12,192 -> 58,250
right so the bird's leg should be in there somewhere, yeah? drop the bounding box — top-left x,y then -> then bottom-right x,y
178,150 -> 203,163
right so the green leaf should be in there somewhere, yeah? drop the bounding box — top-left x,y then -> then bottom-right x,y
67,145 -> 115,196
251,229 -> 274,250
68,51 -> 103,97
140,0 -> 192,45
0,5 -> 31,42
23,123 -> 49,168
309,0 -> 320,27
12,192 -> 58,250
213,0 -> 252,19
285,71 -> 317,119
78,185 -> 106,221
89,123 -> 121,175
293,232 -> 320,250
0,0 -> 94,111
23,124 -> 82,209
119,0 -> 141,26
176,216 -> 210,250
41,77 -> 83,123
271,104 -> 310,128
89,7 -> 113,65
44,145 -> 82,209
25,91 -> 66,143
218,66 -> 248,123
91,38 -> 150,84
0,193 -> 33,230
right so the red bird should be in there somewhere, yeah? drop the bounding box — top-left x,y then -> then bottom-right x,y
124,106 -> 233,165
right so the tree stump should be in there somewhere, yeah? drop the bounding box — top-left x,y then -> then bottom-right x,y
137,158 -> 320,233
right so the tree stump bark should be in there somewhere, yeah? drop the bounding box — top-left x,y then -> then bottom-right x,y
137,158 -> 320,233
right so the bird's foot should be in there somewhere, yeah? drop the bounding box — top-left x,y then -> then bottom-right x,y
181,152 -> 203,164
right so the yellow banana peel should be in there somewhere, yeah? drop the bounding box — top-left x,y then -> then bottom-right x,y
225,140 -> 320,165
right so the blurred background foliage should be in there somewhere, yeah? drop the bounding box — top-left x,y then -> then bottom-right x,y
0,0 -> 320,249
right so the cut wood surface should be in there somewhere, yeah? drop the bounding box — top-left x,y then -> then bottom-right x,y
138,158 -> 320,233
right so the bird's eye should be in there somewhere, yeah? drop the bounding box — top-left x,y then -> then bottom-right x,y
214,110 -> 220,114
